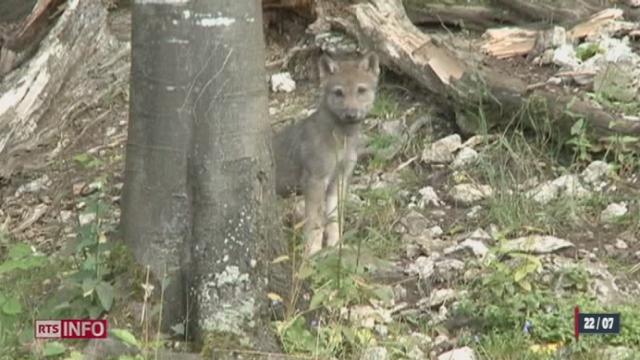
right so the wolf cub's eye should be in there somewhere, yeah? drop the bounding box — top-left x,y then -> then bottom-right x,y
357,86 -> 367,95
333,88 -> 344,97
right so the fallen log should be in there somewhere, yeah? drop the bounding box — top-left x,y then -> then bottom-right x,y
0,0 -> 129,179
320,0 -> 640,142
404,3 -> 521,31
0,0 -> 66,77
491,0 -> 604,24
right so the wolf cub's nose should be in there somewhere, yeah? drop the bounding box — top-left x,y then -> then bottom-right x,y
344,110 -> 359,121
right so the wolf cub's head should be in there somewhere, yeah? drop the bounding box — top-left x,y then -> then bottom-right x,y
318,52 -> 380,125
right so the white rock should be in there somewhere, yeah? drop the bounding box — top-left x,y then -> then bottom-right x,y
601,202 -> 628,223
468,228 -> 492,241
553,175 -> 590,198
428,225 -> 444,238
553,44 -> 580,68
502,235 -> 574,254
15,175 -> 51,196
444,239 -> 489,258
421,288 -> 457,308
78,213 -> 97,226
466,205 -> 482,219
449,184 -> 492,205
422,134 -> 462,164
396,210 -> 431,235
527,174 -> 589,204
406,256 -> 435,279
438,346 -> 477,360
451,147 -> 478,169
60,211 -> 74,223
418,186 -> 442,207
581,161 -> 610,184
360,346 -> 388,360
614,239 -> 628,250
270,72 -> 296,93
436,259 -> 465,272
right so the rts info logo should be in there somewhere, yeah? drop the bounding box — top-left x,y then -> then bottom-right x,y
35,319 -> 108,339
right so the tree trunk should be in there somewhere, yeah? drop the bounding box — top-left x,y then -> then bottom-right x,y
122,0 -> 284,355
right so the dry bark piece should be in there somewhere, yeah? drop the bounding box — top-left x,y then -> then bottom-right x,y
481,27 -> 538,59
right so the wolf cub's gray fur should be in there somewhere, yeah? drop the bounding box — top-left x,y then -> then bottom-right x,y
273,52 -> 380,255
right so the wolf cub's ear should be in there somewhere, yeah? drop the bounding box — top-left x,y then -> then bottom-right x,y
359,52 -> 380,76
318,54 -> 339,79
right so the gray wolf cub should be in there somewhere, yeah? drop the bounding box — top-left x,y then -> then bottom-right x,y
273,52 -> 380,255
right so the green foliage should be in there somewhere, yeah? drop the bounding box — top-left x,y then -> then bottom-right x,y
276,247 -> 393,358
53,195 -> 118,319
566,119 -> 593,163
366,133 -> 401,171
0,191 -> 127,358
371,90 -> 401,119
454,253 -> 640,357
575,43 -> 602,62
347,187 -> 401,257
0,243 -> 47,356
73,153 -> 104,169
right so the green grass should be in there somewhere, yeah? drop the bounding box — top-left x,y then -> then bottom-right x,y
371,89 -> 402,119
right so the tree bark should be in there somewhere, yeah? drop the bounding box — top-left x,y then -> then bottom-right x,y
122,0 -> 285,355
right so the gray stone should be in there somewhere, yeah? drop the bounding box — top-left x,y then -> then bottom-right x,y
466,205 -> 482,219
78,212 -> 97,226
418,186 -> 442,207
15,175 -> 50,196
581,161 -> 610,184
438,346 -> 477,360
449,184 -> 492,205
396,210 -> 431,235
436,259 -> 465,272
406,256 -> 435,279
615,239 -> 628,250
451,147 -> 478,169
420,288 -> 457,308
444,239 -> 489,258
601,202 -> 628,223
502,235 -> 574,254
527,175 -> 589,204
270,72 -> 296,93
361,346 -> 388,360
422,134 -> 462,164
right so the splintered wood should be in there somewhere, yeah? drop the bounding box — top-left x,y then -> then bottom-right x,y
481,8 -> 629,59
567,8 -> 624,40
481,27 -> 538,59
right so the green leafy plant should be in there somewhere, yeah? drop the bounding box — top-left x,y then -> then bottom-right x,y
566,119 -> 593,163
0,243 -> 47,355
54,195 -> 117,319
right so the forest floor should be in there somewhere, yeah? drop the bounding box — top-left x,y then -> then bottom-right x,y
0,4 -> 639,360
